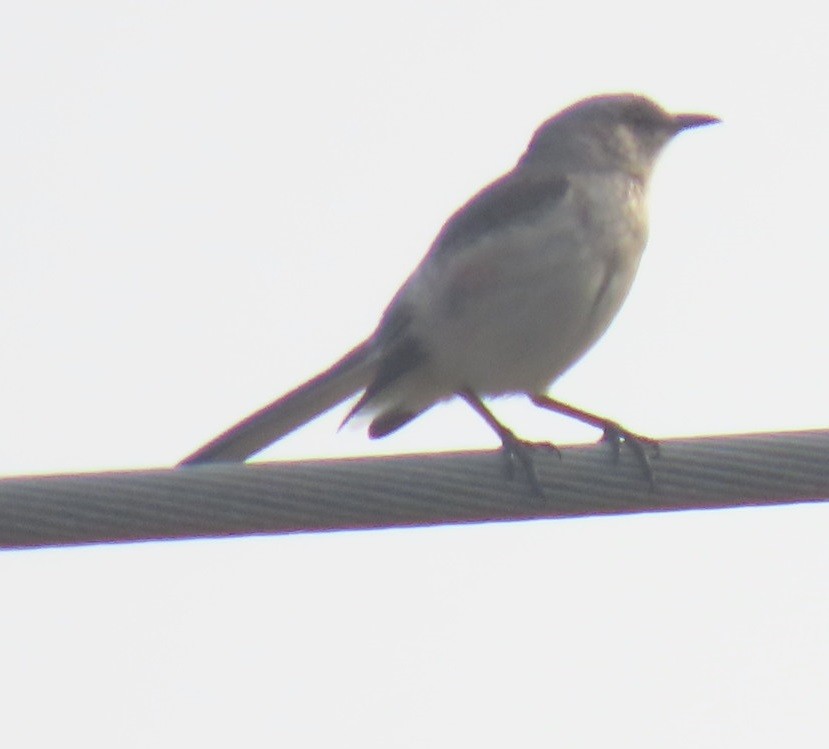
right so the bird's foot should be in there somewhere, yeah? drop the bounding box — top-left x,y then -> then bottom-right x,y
499,433 -> 560,498
600,421 -> 660,488
529,394 -> 659,488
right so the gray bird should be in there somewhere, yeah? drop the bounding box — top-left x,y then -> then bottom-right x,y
181,93 -> 719,492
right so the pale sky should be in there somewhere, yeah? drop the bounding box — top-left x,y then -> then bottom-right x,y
2,2 -> 828,747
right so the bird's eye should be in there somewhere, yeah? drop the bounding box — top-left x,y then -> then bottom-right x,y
626,109 -> 655,127
624,102 -> 667,130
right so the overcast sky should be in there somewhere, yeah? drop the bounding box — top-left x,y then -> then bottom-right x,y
2,2 -> 828,747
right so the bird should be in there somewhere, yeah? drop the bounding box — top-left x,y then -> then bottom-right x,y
180,93 -> 719,493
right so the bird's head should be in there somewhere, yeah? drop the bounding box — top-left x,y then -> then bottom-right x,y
523,93 -> 720,180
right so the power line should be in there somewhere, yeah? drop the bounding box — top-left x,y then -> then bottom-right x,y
1,429 -> 827,550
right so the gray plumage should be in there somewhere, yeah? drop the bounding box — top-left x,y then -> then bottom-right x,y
181,93 -> 718,467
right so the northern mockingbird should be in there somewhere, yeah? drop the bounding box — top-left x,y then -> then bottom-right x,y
181,93 -> 719,493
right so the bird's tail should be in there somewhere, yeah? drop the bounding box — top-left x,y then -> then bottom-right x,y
179,340 -> 376,465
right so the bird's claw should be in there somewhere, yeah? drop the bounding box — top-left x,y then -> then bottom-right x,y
600,422 -> 659,488
499,436 -> 560,498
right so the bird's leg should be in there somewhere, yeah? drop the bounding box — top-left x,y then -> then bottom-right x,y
458,389 -> 559,496
529,394 -> 659,486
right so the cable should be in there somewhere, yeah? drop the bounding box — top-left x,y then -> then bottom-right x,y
1,429 -> 827,550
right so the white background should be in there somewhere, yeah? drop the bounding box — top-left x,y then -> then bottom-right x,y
1,2 -> 828,746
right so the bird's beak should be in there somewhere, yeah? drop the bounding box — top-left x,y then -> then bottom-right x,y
673,112 -> 721,131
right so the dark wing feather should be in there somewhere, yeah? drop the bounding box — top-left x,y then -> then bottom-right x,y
429,172 -> 570,262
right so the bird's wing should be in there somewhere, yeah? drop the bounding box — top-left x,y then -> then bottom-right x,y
428,171 -> 571,263
341,173 -> 573,427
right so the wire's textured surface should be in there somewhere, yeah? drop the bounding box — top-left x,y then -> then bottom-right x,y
1,429 -> 828,549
